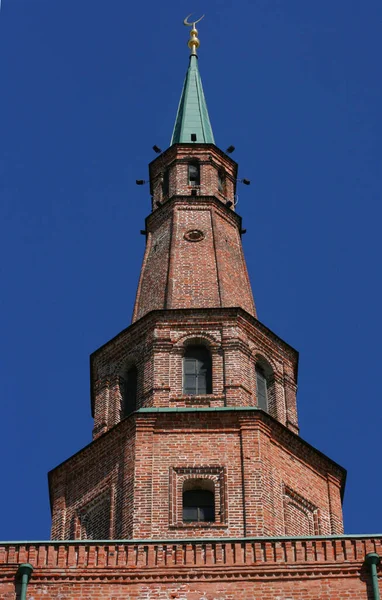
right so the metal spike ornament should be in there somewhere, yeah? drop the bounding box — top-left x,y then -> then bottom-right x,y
183,13 -> 205,56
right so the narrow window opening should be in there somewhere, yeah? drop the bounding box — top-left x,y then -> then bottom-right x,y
183,345 -> 212,395
162,170 -> 169,199
218,169 -> 226,194
191,133 -> 197,142
188,162 -> 200,186
183,481 -> 215,522
123,365 -> 138,417
256,364 -> 268,411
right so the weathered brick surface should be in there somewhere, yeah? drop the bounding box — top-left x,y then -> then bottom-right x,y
133,144 -> 255,322
0,537 -> 380,598
49,410 -> 345,541
3,141 -> 364,598
90,308 -> 299,438
50,418 -> 136,540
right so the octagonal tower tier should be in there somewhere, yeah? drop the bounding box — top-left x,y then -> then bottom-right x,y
48,36 -> 346,543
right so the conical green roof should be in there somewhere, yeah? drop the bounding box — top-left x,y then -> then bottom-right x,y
171,55 -> 215,145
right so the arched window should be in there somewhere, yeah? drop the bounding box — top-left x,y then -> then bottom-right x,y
256,364 -> 268,411
122,365 -> 138,417
217,169 -> 226,194
188,162 -> 200,187
183,345 -> 212,395
255,358 -> 275,413
183,479 -> 215,522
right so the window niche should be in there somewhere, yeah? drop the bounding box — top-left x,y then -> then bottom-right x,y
183,479 -> 215,523
188,162 -> 200,187
217,168 -> 226,195
170,466 -> 226,527
162,169 -> 169,199
183,345 -> 212,395
76,491 -> 112,540
255,357 -> 274,413
120,365 -> 138,418
283,485 -> 320,536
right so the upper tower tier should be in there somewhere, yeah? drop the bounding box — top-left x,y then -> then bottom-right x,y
133,43 -> 256,322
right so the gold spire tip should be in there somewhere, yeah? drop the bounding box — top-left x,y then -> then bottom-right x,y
183,13 -> 204,56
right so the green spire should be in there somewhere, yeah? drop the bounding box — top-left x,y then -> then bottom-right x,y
170,55 -> 215,145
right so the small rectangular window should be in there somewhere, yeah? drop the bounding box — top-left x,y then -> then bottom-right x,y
183,489 -> 215,522
188,163 -> 200,186
191,133 -> 197,141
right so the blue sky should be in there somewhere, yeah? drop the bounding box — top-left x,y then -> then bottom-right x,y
0,0 -> 381,539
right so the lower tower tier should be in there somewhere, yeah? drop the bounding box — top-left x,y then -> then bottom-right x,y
49,406 -> 345,540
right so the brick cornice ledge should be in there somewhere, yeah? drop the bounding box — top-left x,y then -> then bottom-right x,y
0,536 -> 381,583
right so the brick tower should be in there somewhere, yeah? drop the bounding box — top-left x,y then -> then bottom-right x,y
1,18 -> 380,600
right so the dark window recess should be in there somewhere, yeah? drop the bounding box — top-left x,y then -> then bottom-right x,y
183,489 -> 215,522
188,162 -> 200,186
256,365 -> 268,411
162,170 -> 169,198
183,346 -> 212,395
191,133 -> 197,141
218,169 -> 226,194
123,366 -> 138,416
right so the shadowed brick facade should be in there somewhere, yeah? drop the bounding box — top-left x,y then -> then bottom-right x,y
1,25 -> 380,600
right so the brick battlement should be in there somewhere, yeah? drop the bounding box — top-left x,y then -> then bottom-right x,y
1,535 -> 381,576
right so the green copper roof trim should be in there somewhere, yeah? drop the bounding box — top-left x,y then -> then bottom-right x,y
138,407 -> 260,413
171,55 -> 215,145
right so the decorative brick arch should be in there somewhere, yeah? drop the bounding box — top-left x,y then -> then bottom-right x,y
283,485 -> 320,536
252,350 -> 278,374
71,481 -> 115,541
170,333 -> 223,400
173,333 -> 221,353
169,466 -> 227,528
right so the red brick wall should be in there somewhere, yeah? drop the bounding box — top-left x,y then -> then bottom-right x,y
50,418 -> 136,540
91,309 -> 299,438
133,198 -> 256,322
49,410 -> 344,541
132,143 -> 256,323
1,538 -> 380,599
148,145 -> 238,210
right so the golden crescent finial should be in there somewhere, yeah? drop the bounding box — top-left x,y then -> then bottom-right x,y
183,14 -> 204,56
184,14 -> 205,27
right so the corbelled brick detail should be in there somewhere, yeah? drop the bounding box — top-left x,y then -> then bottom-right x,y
0,537 -> 380,598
